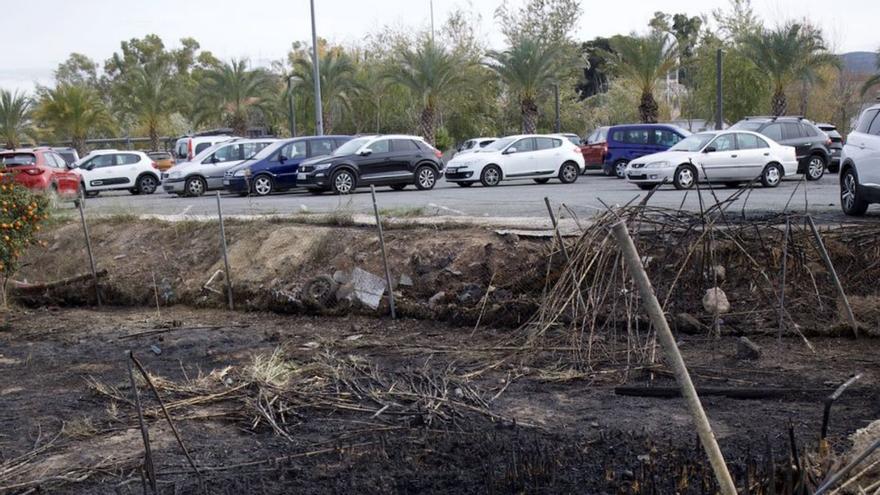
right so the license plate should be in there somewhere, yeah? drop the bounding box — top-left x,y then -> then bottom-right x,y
297,173 -> 307,180
223,180 -> 230,185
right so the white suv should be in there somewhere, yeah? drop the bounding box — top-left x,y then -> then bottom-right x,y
162,138 -> 276,196
840,104 -> 880,216
444,134 -> 585,187
75,150 -> 161,196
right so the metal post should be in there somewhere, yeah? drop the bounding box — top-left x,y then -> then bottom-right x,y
806,216 -> 858,336
611,221 -> 737,495
286,76 -> 296,138
309,0 -> 324,136
715,49 -> 723,130
370,185 -> 396,319
215,192 -> 234,311
777,217 -> 790,341
127,351 -> 157,494
76,196 -> 101,307
554,83 -> 561,133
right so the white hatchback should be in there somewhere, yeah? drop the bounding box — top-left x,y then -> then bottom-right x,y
75,150 -> 162,196
444,134 -> 585,187
624,130 -> 798,190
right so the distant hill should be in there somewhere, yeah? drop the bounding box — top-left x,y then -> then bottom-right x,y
840,52 -> 877,75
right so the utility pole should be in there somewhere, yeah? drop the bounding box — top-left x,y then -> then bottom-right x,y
286,76 -> 296,138
310,0 -> 324,135
554,83 -> 561,133
430,0 -> 435,43
715,48 -> 723,130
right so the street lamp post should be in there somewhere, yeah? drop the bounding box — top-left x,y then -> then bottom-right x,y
310,0 -> 324,135
286,76 -> 296,138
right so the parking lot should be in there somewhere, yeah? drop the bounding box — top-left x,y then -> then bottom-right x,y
70,172 -> 862,223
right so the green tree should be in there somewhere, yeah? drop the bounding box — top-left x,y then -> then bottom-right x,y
495,0 -> 582,46
691,37 -> 768,124
607,32 -> 678,123
386,39 -> 474,144
0,90 -> 33,149
291,45 -> 361,134
487,37 -> 561,133
861,47 -> 880,98
194,59 -> 276,137
35,84 -> 113,155
740,23 -> 840,116
113,61 -> 177,150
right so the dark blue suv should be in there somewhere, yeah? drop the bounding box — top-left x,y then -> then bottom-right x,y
603,124 -> 690,178
223,135 -> 351,196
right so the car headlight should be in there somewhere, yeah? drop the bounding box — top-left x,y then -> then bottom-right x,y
167,170 -> 182,179
314,163 -> 331,171
644,161 -> 671,169
233,168 -> 251,177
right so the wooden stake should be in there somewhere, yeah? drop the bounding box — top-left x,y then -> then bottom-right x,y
127,351 -> 156,494
611,221 -> 737,495
215,192 -> 233,311
777,216 -> 790,341
370,185 -> 396,319
76,196 -> 101,307
806,216 -> 858,337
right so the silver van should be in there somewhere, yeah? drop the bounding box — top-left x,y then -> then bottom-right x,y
163,138 -> 276,196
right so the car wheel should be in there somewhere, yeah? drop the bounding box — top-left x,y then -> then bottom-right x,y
841,168 -> 869,216
614,160 -> 629,179
137,174 -> 158,195
390,184 -> 407,191
415,166 -> 438,190
252,174 -> 274,196
673,165 -> 697,190
480,165 -> 502,187
558,162 -> 580,184
185,176 -> 207,197
302,275 -> 338,308
330,169 -> 356,194
637,184 -> 655,190
533,178 -> 550,184
456,182 -> 474,188
761,163 -> 783,188
806,155 -> 825,181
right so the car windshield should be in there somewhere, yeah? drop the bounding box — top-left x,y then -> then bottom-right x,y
0,153 -> 37,166
669,133 -> 715,152
483,137 -> 517,151
731,122 -> 762,131
333,136 -> 372,156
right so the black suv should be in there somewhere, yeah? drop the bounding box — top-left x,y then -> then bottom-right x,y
297,134 -> 444,194
730,116 -> 831,180
816,123 -> 843,173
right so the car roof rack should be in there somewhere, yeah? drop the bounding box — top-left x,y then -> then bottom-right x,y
743,115 -> 805,121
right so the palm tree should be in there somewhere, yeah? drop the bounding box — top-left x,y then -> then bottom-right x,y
292,48 -> 361,134
0,90 -> 33,149
385,39 -> 474,144
741,23 -> 840,116
115,61 -> 176,151
487,37 -> 560,133
608,33 -> 678,124
35,84 -> 112,155
195,59 -> 276,136
861,47 -> 880,98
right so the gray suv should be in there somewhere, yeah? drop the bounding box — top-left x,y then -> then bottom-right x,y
840,104 -> 880,216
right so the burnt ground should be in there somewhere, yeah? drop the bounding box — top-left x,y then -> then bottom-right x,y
1,307 -> 878,494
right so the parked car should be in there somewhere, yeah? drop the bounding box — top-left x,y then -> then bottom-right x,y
444,134 -> 585,187
0,148 -> 81,198
603,124 -> 690,178
297,135 -> 444,194
224,136 -> 351,196
172,134 -> 235,162
74,150 -> 162,196
456,137 -> 497,155
52,147 -> 80,167
147,151 -> 175,172
624,130 -> 798,190
163,138 -> 275,196
580,126 -> 609,171
730,116 -> 831,180
816,123 -> 843,173
839,104 -> 880,216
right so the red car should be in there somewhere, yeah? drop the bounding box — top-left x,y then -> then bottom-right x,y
580,126 -> 610,170
0,148 -> 81,198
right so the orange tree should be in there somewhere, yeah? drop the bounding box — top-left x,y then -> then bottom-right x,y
0,179 -> 50,307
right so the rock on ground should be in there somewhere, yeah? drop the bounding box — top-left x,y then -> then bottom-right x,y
702,287 -> 731,315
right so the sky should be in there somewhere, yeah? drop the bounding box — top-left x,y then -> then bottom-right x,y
1,0 -> 877,93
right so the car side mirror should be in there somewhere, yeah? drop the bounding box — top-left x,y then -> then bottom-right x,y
211,155 -> 221,163
504,147 -> 517,155
703,146 -> 716,153
278,155 -> 287,163
358,149 -> 372,156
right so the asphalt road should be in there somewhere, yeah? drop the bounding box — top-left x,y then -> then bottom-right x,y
67,172 -> 876,223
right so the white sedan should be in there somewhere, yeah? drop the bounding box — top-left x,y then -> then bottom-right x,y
624,130 -> 799,190
444,134 -> 585,187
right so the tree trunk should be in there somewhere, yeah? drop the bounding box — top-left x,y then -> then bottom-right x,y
72,135 -> 87,157
521,98 -> 538,134
149,122 -> 159,152
419,106 -> 436,145
323,105 -> 334,135
771,89 -> 787,117
639,91 -> 659,124
230,112 -> 248,138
